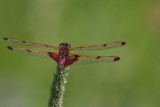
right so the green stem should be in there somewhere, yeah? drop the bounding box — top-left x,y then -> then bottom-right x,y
48,66 -> 70,107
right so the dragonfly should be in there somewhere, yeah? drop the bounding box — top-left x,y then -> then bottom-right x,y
3,38 -> 126,68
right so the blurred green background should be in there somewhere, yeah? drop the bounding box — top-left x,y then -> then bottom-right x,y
0,0 -> 160,107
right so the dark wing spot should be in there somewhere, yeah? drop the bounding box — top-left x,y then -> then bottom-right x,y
95,56 -> 101,59
103,44 -> 107,47
121,42 -> 126,45
78,47 -> 83,49
3,38 -> 8,40
22,41 -> 26,43
44,45 -> 49,47
26,49 -> 31,52
114,57 -> 120,61
7,46 -> 13,50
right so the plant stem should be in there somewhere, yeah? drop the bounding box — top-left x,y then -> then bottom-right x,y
48,66 -> 70,107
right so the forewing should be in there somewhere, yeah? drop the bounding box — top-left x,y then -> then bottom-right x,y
4,38 -> 59,50
7,46 -> 58,60
66,53 -> 120,66
70,41 -> 126,51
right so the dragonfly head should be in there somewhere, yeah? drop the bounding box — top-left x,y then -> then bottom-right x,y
59,43 -> 71,49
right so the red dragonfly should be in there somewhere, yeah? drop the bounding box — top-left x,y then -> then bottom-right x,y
4,38 -> 126,68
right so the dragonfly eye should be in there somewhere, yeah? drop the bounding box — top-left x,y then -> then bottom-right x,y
59,43 -> 64,47
65,43 -> 71,48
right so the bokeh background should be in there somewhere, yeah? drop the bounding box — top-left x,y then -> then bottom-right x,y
0,0 -> 160,107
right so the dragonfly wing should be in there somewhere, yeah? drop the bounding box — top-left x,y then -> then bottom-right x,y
7,46 -> 58,60
4,38 -> 59,50
65,53 -> 120,66
70,41 -> 126,51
